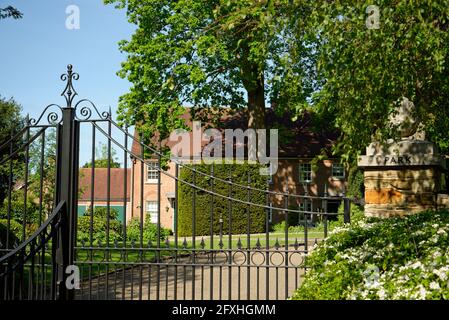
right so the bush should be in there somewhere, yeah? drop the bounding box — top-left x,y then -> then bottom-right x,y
291,210 -> 449,300
0,219 -> 22,247
178,163 -> 267,237
77,207 -> 122,244
126,215 -> 170,244
0,196 -> 41,226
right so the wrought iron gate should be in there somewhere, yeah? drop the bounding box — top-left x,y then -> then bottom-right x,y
0,66 -> 351,300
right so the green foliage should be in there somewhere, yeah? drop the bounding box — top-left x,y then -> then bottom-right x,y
0,219 -> 22,246
77,207 -> 170,245
125,215 -> 170,244
77,207 -> 122,244
0,191 -> 41,226
104,0 -> 318,155
304,1 -> 449,163
292,210 -> 449,300
346,167 -> 364,199
0,96 -> 24,205
0,6 -> 22,20
178,163 -> 267,237
82,142 -> 121,168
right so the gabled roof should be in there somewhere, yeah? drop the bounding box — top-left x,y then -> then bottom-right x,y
130,108 -> 339,159
78,168 -> 131,201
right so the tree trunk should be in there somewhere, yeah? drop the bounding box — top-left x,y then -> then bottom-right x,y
246,73 -> 266,130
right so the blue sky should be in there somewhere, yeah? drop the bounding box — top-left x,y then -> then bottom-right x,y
0,0 -> 135,164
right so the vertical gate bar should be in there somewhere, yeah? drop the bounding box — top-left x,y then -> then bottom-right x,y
156,142 -> 162,300
147,264 -> 151,300
191,165 -> 196,300
265,183 -> 270,300
256,265 -> 259,300
344,195 -> 351,224
201,265 -> 204,300
209,164 -> 214,300
174,163 -> 179,300
246,172 -> 251,300
22,122 -> 30,242
227,166 -> 232,300
96,264 -> 100,300
284,193 -> 288,300
122,125 -> 128,299
105,119 -> 112,299
165,263 -> 169,300
38,131 -> 45,226
30,242 -> 35,300
275,265 -> 279,300
323,183 -> 328,238
89,123 -> 96,299
37,130 -> 45,300
304,184 -> 308,254
6,127 -> 14,250
40,225 -> 46,299
113,265 -> 118,300
139,135 -> 144,300
183,264 -> 186,300
130,265 -> 134,300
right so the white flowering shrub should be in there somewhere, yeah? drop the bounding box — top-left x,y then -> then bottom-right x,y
292,210 -> 449,300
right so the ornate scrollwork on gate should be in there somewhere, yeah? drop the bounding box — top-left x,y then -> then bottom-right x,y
74,99 -> 110,121
28,104 -> 63,125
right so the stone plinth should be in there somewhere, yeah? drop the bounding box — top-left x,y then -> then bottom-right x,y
358,140 -> 445,217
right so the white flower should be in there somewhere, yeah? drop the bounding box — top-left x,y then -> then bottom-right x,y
377,288 -> 386,299
429,281 -> 440,290
417,285 -> 427,300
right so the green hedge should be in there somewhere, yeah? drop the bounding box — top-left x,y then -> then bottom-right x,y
178,163 -> 268,237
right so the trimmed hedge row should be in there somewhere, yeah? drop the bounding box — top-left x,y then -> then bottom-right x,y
178,163 -> 268,237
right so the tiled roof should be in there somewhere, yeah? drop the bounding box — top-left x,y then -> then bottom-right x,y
130,108 -> 339,159
78,168 -> 131,201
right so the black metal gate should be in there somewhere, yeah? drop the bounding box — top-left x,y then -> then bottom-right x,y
0,66 -> 350,300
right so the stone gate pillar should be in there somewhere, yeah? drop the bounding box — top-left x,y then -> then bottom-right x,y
357,98 -> 446,217
358,140 -> 445,217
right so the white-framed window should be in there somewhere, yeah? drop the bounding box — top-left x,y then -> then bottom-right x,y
332,163 -> 345,179
146,161 -> 159,182
146,201 -> 158,223
299,163 -> 312,183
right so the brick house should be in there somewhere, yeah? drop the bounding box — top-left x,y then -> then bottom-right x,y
125,109 -> 347,229
78,168 -> 132,222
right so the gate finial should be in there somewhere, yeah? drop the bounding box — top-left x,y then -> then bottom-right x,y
60,64 -> 79,108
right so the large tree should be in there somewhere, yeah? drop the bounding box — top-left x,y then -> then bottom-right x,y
303,1 -> 449,164
105,0 -> 317,149
0,6 -> 22,20
82,142 -> 121,168
0,97 -> 23,205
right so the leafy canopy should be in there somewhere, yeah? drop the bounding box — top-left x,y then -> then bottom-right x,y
305,1 -> 449,163
104,0 -> 317,150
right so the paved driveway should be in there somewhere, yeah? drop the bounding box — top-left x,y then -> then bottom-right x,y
76,243 -> 315,300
